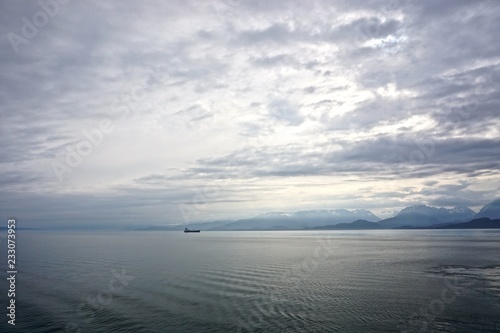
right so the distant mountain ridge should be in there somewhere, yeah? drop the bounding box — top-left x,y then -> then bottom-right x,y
134,220 -> 232,231
396,205 -> 475,222
205,202 -> 489,230
210,209 -> 381,230
475,199 -> 500,219
436,217 -> 500,229
308,219 -> 382,230
131,199 -> 500,231
378,212 -> 441,229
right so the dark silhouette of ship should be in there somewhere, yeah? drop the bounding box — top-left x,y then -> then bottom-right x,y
184,227 -> 200,233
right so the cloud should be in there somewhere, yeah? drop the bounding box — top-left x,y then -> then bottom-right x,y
1,0 -> 499,227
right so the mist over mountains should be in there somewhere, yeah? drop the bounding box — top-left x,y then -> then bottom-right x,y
396,205 -> 475,222
375,205 -> 477,229
141,199 -> 500,231
377,213 -> 441,229
475,199 -> 500,220
210,209 -> 380,230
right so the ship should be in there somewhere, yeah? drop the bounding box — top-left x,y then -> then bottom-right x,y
184,227 -> 200,233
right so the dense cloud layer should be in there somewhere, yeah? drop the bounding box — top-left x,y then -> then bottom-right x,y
1,0 -> 499,227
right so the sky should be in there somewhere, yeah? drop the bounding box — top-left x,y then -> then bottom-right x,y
1,0 -> 499,228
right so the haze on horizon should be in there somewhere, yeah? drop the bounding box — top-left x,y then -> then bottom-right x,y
1,0 -> 499,228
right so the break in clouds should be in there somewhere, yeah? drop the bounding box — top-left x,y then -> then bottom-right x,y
0,0 -> 499,227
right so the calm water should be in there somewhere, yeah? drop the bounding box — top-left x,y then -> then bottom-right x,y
1,230 -> 500,332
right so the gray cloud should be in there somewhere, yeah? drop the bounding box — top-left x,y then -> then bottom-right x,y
1,0 -> 499,227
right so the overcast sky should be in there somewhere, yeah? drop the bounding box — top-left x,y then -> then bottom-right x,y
1,0 -> 499,228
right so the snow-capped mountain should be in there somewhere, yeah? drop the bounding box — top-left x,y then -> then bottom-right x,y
396,205 -> 476,223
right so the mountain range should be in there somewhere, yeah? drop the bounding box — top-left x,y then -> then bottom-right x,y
396,205 -> 475,222
209,209 -> 380,230
139,198 -> 500,231
475,199 -> 500,219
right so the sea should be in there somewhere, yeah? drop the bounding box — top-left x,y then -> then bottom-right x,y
1,229 -> 499,333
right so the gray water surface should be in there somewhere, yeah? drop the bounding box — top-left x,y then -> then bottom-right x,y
1,230 -> 500,332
